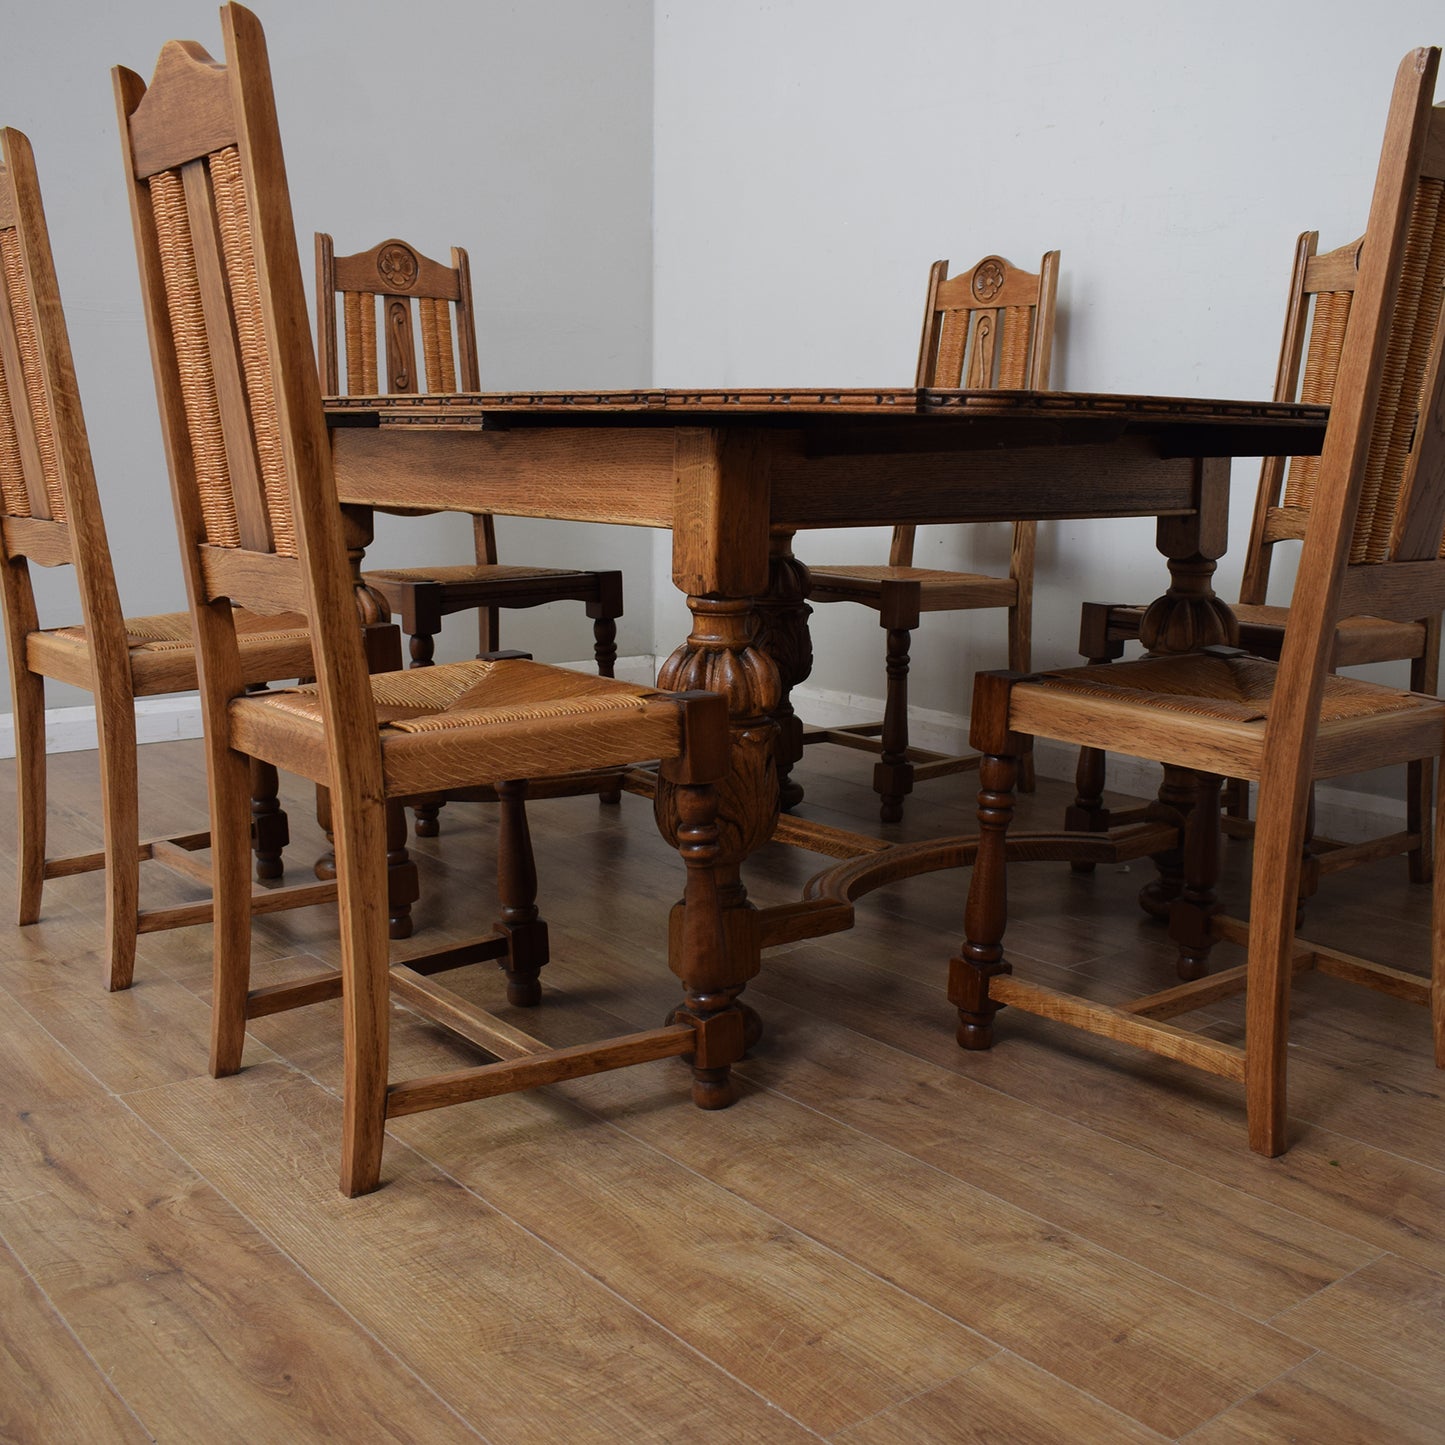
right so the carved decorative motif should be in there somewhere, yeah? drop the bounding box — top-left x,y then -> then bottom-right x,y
376,243 -> 419,291
971,257 -> 1006,301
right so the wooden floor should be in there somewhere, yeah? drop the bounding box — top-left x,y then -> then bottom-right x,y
2,738 -> 1443,1443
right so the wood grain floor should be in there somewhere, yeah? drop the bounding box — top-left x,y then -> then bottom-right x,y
2,738 -> 1442,1443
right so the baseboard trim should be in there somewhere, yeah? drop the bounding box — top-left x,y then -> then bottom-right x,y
0,655 -> 661,761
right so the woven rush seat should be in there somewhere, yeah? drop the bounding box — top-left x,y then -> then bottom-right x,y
1015,651 -> 1445,781
29,607 -> 313,691
231,657 -> 685,796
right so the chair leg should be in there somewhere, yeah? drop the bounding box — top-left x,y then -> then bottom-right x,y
95,696 -> 141,992
1410,620 -> 1439,884
1140,765 -> 1197,920
249,758 -> 287,881
1066,746 -> 1110,875
210,746 -> 258,1079
667,778 -> 742,1109
385,801 -> 418,940
591,615 -> 624,806
404,629 -> 446,838
334,794 -> 394,1199
12,664 -> 47,928
874,625 -> 915,824
1169,772 -> 1222,981
494,779 -> 549,1007
1408,758 -> 1434,884
591,614 -> 618,679
1432,754 -> 1445,1068
1242,776 -> 1308,1158
950,750 -> 1019,1049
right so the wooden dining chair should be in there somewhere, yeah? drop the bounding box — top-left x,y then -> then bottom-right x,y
0,124 -> 331,992
317,231 -> 626,831
1071,227 -> 1440,894
954,46 -> 1445,1156
802,251 -> 1059,821
115,2 -> 741,1197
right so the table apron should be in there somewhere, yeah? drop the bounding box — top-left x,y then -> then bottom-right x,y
771,441 -> 1209,528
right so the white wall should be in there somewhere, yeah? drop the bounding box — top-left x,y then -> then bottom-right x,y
0,0 -> 655,711
651,0 -> 1443,798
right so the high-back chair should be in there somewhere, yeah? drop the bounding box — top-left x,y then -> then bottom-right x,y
317,232 -> 627,831
0,124 -> 320,991
803,251 -> 1059,821
955,47 -> 1445,1156
317,240 -> 625,654
114,3 -> 738,1197
1073,229 -> 1440,891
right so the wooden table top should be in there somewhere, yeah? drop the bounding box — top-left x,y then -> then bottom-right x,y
325,388 -> 1327,458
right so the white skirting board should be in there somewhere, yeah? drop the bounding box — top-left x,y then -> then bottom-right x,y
0,656 -> 661,762
791,679 -> 1414,843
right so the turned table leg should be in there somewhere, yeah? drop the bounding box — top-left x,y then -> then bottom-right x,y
751,527 -> 813,811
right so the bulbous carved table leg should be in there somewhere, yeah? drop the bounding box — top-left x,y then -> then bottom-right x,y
751,529 -> 812,811
655,597 -> 779,1048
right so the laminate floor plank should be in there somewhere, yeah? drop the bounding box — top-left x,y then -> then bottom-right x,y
1185,1352 -> 1445,1444
128,1062 -> 823,1445
1269,1254 -> 1445,1400
748,941 -> 1445,1276
226,1003 -> 999,1438
828,1351 -> 1168,1445
0,1235 -> 151,1444
0,992 -> 488,1444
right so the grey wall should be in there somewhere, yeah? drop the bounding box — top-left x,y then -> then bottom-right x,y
0,0 -> 655,709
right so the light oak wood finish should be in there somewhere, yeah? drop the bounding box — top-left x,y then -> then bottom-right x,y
1074,227 -> 1442,889
802,251 -> 1060,821
115,4 -> 739,1196
956,48 -> 1445,1157
0,125 -> 323,992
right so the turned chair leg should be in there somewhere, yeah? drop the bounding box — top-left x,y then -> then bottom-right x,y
385,801 -> 418,940
1170,771 -> 1222,981
249,758 -> 288,881
12,664 -> 47,929
404,629 -> 445,837
1066,745 -> 1110,875
874,624 -> 916,824
950,750 -> 1019,1049
1140,765 -> 1198,920
667,777 -> 743,1109
591,614 -> 619,678
494,779 -> 549,1006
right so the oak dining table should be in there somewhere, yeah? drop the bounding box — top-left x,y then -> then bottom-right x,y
324,386 -> 1327,1015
